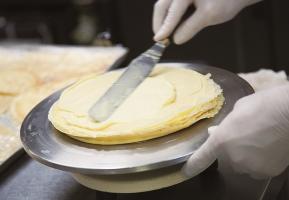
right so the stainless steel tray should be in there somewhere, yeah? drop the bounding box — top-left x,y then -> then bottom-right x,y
20,62 -> 254,175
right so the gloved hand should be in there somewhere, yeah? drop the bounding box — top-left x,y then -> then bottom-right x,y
153,0 -> 262,44
182,84 -> 289,179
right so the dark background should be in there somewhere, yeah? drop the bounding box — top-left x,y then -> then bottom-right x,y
0,0 -> 288,73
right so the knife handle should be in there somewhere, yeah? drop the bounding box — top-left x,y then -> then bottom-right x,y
142,39 -> 170,61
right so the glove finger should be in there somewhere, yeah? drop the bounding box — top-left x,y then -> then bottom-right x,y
154,0 -> 191,41
173,9 -> 206,44
153,0 -> 172,34
182,135 -> 219,178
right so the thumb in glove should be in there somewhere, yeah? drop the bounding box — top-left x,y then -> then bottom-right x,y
182,126 -> 220,177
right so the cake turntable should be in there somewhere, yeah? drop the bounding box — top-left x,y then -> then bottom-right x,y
20,62 -> 254,192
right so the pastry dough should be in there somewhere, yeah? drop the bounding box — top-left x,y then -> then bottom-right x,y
0,69 -> 38,95
0,46 -> 126,83
49,66 -> 224,145
0,124 -> 21,162
0,95 -> 13,114
10,79 -> 76,124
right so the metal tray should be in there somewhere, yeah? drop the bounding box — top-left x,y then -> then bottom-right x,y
20,62 -> 254,175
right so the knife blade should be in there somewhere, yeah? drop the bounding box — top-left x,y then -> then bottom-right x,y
89,39 -> 169,122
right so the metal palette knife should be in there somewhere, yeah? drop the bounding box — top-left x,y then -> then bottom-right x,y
89,39 -> 170,122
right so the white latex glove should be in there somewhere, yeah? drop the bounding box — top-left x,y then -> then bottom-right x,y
182,84 -> 289,179
239,69 -> 288,92
153,0 -> 262,44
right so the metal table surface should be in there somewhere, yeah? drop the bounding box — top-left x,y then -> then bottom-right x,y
0,153 -> 288,200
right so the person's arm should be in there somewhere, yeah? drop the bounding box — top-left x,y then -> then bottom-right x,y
153,0 -> 262,44
182,84 -> 289,179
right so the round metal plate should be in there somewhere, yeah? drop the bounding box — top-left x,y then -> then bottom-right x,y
20,63 -> 254,175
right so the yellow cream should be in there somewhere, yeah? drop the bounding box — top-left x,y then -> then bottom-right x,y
49,66 -> 224,145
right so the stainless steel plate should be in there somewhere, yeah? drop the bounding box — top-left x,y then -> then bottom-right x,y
20,63 -> 254,175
